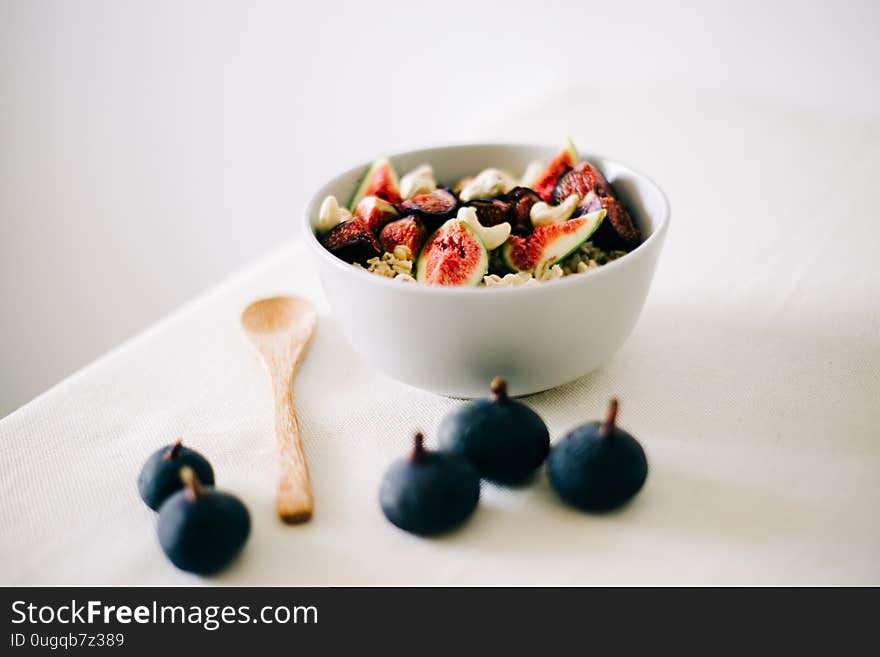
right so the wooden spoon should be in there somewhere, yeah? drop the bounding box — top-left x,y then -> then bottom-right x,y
241,296 -> 317,523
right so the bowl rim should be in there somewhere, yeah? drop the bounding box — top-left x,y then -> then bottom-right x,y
303,142 -> 670,296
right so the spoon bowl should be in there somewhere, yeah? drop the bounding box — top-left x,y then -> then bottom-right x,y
242,296 -> 316,339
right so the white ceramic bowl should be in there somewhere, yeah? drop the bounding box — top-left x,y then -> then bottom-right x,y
304,143 -> 669,398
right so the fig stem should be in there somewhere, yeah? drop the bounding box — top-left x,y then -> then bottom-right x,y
410,433 -> 427,460
179,466 -> 203,500
601,398 -> 619,438
490,377 -> 508,400
163,439 -> 183,461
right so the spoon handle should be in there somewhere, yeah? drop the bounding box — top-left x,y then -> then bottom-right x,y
271,368 -> 313,523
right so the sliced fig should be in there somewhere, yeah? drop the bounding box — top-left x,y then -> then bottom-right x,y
400,188 -> 457,220
573,190 -> 640,247
348,156 -> 401,210
354,195 -> 400,236
379,215 -> 427,256
321,218 -> 382,264
577,190 -> 604,214
502,210 -> 605,274
533,139 -> 578,202
503,186 -> 542,236
416,218 -> 488,287
552,160 -> 614,204
587,196 -> 641,248
466,199 -> 511,227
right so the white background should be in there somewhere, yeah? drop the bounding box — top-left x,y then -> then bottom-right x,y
1,0 -> 879,417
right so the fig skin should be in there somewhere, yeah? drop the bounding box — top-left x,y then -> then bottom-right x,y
552,160 -> 614,203
547,399 -> 647,512
399,188 -> 458,233
466,199 -> 511,227
533,142 -> 578,201
416,218 -> 488,286
400,188 -> 457,217
503,212 -> 604,273
349,156 -> 401,209
320,218 -> 382,264
558,165 -> 640,247
379,215 -> 427,255
595,196 -> 640,247
137,440 -> 215,511
353,195 -> 399,236
503,187 -> 541,236
379,434 -> 481,536
438,378 -> 550,485
574,191 -> 640,248
157,467 -> 250,575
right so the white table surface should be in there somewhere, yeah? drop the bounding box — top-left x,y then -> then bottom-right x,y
2,88 -> 878,585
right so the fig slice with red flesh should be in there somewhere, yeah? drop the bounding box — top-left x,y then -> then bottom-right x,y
502,210 -> 605,274
552,160 -> 614,204
348,156 -> 401,210
503,186 -> 542,236
400,188 -> 457,219
353,195 -> 400,236
466,199 -> 511,228
379,215 -> 427,256
321,218 -> 382,264
416,218 -> 488,287
532,139 -> 579,202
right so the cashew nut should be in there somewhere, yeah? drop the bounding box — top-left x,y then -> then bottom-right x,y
457,206 -> 511,250
520,160 -> 543,187
530,193 -> 580,228
459,168 -> 517,202
317,195 -> 352,233
399,164 -> 437,199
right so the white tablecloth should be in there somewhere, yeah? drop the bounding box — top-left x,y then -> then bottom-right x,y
2,88 -> 879,585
